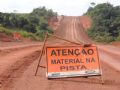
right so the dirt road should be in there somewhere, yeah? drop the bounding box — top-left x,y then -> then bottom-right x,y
0,16 -> 120,90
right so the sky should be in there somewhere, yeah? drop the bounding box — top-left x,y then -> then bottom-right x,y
0,0 -> 120,16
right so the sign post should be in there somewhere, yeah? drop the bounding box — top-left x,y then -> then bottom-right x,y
35,33 -> 103,84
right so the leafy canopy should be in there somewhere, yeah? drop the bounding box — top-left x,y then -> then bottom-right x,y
85,3 -> 120,42
0,7 -> 57,40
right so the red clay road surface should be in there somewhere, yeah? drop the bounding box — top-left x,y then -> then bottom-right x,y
0,16 -> 120,90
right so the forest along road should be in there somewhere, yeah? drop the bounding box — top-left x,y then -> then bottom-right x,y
0,16 -> 120,90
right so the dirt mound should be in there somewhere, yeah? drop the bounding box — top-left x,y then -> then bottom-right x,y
112,42 -> 120,47
0,32 -> 33,43
0,33 -> 13,42
79,16 -> 92,30
48,16 -> 64,30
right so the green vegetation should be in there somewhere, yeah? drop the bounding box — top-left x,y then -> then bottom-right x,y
85,3 -> 120,43
0,7 -> 57,41
0,26 -> 41,40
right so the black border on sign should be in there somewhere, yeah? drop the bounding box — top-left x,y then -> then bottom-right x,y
46,45 -> 102,78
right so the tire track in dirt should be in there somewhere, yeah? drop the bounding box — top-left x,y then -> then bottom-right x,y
0,46 -> 41,88
0,46 -> 41,75
73,17 -> 78,42
77,17 -> 92,43
0,42 -> 42,50
74,17 -> 83,43
0,50 -> 40,89
0,45 -> 41,57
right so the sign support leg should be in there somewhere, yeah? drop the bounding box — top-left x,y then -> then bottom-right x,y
35,33 -> 48,76
99,63 -> 104,85
100,75 -> 104,85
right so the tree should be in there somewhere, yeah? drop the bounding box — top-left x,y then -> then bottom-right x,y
0,6 -> 57,40
86,3 -> 120,42
90,2 -> 96,7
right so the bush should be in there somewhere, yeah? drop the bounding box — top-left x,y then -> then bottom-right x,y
88,30 -> 115,43
0,26 -> 42,41
0,27 -> 13,35
0,6 -> 57,40
116,36 -> 120,41
86,3 -> 120,43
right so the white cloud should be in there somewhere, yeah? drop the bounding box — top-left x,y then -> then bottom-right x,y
0,0 -> 120,15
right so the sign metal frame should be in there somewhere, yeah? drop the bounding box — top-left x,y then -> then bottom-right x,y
34,33 -> 104,84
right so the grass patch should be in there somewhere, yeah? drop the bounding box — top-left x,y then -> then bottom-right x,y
0,26 -> 42,41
